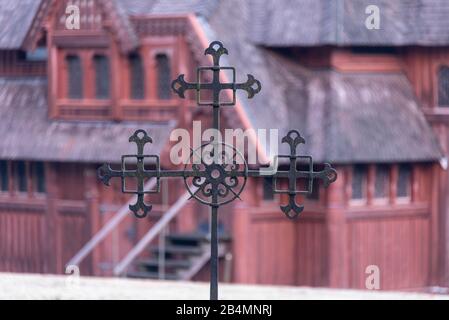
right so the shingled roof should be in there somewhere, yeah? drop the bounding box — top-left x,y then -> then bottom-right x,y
263,54 -> 442,163
0,78 -> 175,163
204,0 -> 443,163
116,0 -> 449,47
0,0 -> 444,164
0,0 -> 41,49
250,0 -> 449,46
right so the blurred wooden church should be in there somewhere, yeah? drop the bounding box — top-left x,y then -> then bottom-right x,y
0,0 -> 448,291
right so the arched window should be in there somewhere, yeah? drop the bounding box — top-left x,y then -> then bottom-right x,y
438,66 -> 449,106
129,53 -> 144,99
66,55 -> 83,99
93,54 -> 110,99
156,54 -> 171,100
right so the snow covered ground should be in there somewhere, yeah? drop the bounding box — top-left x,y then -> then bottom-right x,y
0,273 -> 447,300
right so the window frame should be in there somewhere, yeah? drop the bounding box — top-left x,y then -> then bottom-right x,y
92,53 -> 111,100
0,160 -> 10,195
31,162 -> 46,195
257,176 -> 280,205
349,164 -> 369,206
65,53 -> 83,99
396,164 -> 412,204
13,161 -> 29,194
261,177 -> 275,202
437,65 -> 449,108
155,52 -> 172,100
373,164 -> 390,205
128,52 -> 145,100
0,161 -> 46,198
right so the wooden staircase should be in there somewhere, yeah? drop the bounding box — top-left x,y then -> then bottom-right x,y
127,232 -> 230,280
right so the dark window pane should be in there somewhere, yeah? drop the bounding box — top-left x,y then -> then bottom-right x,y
397,164 -> 411,198
14,161 -> 27,192
352,165 -> 367,200
374,165 -> 389,198
439,66 -> 449,106
0,160 -> 8,192
31,162 -> 46,193
307,180 -> 320,200
94,55 -> 110,99
129,53 -> 144,99
263,177 -> 274,200
156,54 -> 171,100
66,55 -> 83,99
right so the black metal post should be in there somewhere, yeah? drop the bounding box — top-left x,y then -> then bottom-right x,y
210,91 -> 220,300
210,205 -> 219,300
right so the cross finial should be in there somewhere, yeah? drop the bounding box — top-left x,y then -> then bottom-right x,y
282,130 -> 306,156
205,41 -> 228,66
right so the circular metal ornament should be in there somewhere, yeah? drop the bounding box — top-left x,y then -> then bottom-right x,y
183,142 -> 247,206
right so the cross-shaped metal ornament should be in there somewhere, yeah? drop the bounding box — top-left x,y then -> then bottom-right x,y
98,41 -> 337,300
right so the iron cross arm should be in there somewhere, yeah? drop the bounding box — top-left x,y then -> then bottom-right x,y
97,129 -> 203,218
171,41 -> 261,105
246,130 -> 338,219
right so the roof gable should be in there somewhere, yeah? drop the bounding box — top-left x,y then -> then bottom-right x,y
22,0 -> 138,53
115,0 -> 218,17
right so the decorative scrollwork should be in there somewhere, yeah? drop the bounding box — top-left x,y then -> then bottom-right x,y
316,163 -> 338,187
282,130 -> 305,156
236,74 -> 262,98
205,41 -> 228,66
129,194 -> 152,219
171,74 -> 195,99
184,142 -> 247,206
281,195 -> 304,219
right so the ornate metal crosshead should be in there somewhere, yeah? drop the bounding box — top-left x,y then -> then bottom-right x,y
98,41 -> 337,300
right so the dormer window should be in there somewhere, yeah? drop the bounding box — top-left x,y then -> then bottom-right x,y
156,53 -> 171,100
66,55 -> 83,99
438,66 -> 449,107
94,54 -> 110,99
129,53 -> 144,99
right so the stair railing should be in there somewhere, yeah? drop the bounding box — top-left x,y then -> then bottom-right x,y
66,178 -> 158,270
113,186 -> 198,276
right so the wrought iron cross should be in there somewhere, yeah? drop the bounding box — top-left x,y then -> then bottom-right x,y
98,41 -> 337,300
